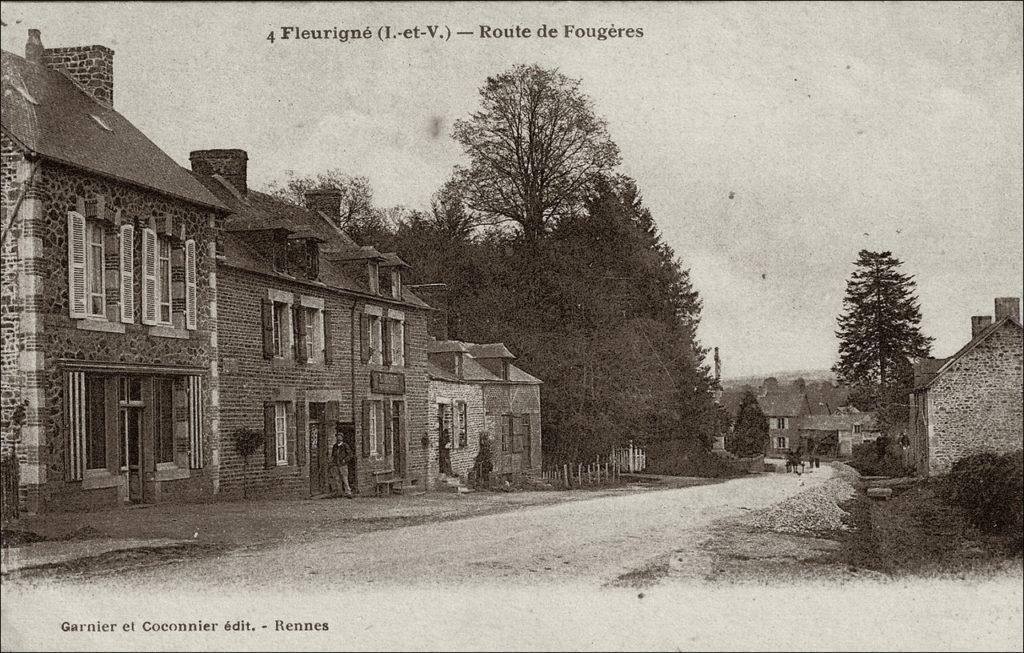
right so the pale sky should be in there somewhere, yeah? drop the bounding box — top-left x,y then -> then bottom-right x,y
3,2 -> 1022,377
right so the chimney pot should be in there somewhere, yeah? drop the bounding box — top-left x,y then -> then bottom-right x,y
190,149 -> 248,196
994,297 -> 1021,323
971,315 -> 994,338
25,29 -> 44,63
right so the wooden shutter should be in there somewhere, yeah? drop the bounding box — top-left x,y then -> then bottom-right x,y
360,315 -> 371,364
294,305 -> 308,363
65,371 -> 86,480
323,310 -> 334,365
184,239 -> 198,330
264,402 -> 276,469
140,227 -> 158,325
261,299 -> 275,359
67,210 -> 88,319
381,319 -> 392,366
402,322 -> 410,367
188,375 -> 204,469
118,223 -> 135,323
361,400 -> 371,457
383,400 -> 393,456
295,401 -> 307,467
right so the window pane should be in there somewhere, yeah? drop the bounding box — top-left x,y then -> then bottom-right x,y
275,402 -> 288,463
86,377 -> 106,470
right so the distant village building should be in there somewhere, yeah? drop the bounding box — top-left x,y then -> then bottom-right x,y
798,409 -> 881,458
908,297 -> 1023,475
1,32 -> 227,512
758,387 -> 813,456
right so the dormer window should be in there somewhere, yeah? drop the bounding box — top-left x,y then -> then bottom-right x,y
455,353 -> 464,379
368,262 -> 380,294
390,270 -> 402,299
502,360 -> 511,381
282,238 -> 319,280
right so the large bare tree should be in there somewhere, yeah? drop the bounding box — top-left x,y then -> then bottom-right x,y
452,64 -> 620,242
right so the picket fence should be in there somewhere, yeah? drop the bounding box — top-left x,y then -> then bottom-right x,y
539,442 -> 647,489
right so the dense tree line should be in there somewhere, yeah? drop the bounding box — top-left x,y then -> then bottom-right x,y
267,64 -> 718,463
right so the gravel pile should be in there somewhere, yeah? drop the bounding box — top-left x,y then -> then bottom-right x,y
750,475 -> 857,534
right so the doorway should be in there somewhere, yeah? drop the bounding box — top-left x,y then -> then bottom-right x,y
391,400 -> 405,477
118,376 -> 146,504
308,402 -> 327,495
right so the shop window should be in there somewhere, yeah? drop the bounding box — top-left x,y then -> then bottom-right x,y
456,401 -> 468,448
154,378 -> 175,464
85,376 -> 106,470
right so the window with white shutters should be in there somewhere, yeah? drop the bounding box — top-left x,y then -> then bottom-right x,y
141,227 -> 159,325
119,224 -> 135,323
184,239 -> 198,330
67,211 -> 88,319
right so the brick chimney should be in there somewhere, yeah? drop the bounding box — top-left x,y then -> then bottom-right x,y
189,149 -> 248,195
408,283 -> 450,340
994,297 -> 1021,323
304,190 -> 344,218
30,30 -> 115,108
971,315 -> 993,338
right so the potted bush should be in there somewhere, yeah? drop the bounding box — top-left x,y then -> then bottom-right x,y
234,427 -> 264,498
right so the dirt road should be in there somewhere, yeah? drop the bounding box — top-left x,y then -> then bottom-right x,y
60,467 -> 833,589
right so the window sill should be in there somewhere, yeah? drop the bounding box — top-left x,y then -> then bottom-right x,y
148,325 -> 189,339
75,319 -> 126,334
82,470 -> 120,489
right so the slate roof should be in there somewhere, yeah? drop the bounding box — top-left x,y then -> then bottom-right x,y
193,173 -> 429,308
427,362 -> 460,383
800,413 -> 878,432
757,391 -> 809,417
1,49 -> 225,210
915,315 -> 1022,390
466,343 -> 516,359
427,338 -> 542,385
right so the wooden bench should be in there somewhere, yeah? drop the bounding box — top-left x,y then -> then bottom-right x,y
372,470 -> 406,495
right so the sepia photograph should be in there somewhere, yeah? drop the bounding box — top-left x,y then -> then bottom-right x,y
0,2 -> 1021,651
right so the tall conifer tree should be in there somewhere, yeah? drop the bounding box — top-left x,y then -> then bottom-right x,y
833,250 -> 932,409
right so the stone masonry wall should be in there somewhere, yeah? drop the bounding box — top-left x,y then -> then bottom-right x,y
31,162 -> 219,512
1,135 -> 26,460
427,379 -> 484,487
928,322 -> 1024,473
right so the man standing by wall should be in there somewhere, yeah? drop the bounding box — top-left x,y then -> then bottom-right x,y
329,425 -> 354,498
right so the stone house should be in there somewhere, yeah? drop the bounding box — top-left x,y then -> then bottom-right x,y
908,297 -> 1023,475
190,150 -> 433,497
758,389 -> 813,456
1,31 -> 228,513
797,409 -> 881,458
426,339 -> 543,486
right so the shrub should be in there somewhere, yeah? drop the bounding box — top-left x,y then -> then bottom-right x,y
945,450 -> 1023,546
848,439 -> 911,477
644,439 -> 741,478
234,428 -> 264,498
470,432 -> 494,488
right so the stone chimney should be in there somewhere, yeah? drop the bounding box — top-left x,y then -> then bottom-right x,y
994,297 -> 1021,323
30,30 -> 115,108
304,190 -> 344,219
189,149 -> 248,195
971,315 -> 993,338
409,283 -> 450,340
25,29 -> 44,64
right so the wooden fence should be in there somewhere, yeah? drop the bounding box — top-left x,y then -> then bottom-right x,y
539,442 -> 648,489
613,441 -> 647,473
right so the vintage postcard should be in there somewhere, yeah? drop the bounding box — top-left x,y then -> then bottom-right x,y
0,2 -> 1021,651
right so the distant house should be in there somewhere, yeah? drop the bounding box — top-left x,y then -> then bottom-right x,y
427,339 -> 542,488
758,389 -> 813,455
798,410 -> 881,458
908,297 -> 1023,475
